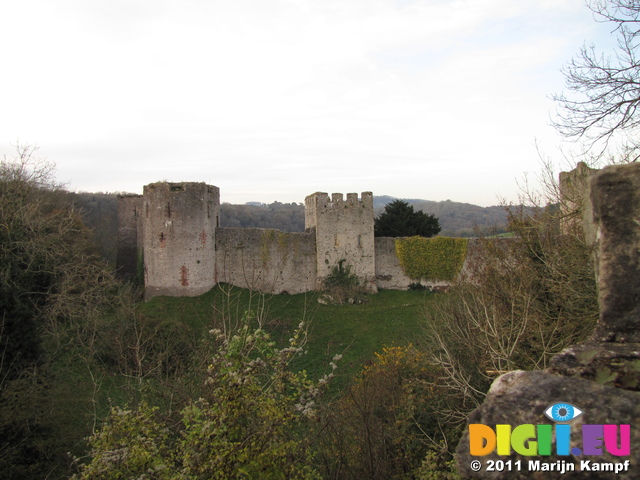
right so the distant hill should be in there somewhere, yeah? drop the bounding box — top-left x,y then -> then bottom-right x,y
224,196 -> 508,237
220,202 -> 305,232
373,196 -> 508,237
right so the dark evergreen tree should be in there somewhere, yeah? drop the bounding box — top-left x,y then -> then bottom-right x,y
374,200 -> 441,237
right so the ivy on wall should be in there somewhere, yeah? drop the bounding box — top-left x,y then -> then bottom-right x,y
394,236 -> 469,281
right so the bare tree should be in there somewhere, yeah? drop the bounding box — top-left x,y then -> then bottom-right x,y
553,0 -> 640,161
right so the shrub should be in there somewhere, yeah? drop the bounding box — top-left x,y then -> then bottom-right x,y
73,315 -> 331,480
314,345 -> 461,480
322,260 -> 368,304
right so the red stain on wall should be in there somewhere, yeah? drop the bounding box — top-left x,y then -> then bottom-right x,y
180,265 -> 189,286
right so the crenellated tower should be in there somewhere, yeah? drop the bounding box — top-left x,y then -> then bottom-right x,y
305,192 -> 377,293
142,182 -> 220,300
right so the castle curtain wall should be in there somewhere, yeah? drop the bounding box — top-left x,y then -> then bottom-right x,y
374,237 -> 474,290
116,183 -> 488,300
215,227 -> 317,294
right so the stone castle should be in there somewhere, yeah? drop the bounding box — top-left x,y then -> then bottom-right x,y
117,182 -> 451,300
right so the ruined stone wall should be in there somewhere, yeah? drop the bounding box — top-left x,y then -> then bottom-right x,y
121,182 -> 498,299
116,194 -> 143,280
375,237 -> 482,289
305,192 -> 377,292
559,161 -> 597,235
215,227 -> 316,294
374,237 -> 411,289
143,182 -> 220,300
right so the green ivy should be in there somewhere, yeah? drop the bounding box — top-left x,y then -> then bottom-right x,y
395,236 -> 469,281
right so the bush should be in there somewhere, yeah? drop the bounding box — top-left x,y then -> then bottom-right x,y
421,203 -> 598,429
314,345 -> 461,480
73,315 -> 331,480
322,260 -> 368,304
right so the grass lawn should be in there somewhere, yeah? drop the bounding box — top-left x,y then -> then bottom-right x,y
139,284 -> 436,391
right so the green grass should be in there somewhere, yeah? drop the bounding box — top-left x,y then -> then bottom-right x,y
36,284 -> 435,474
139,284 -> 435,391
486,232 -> 515,238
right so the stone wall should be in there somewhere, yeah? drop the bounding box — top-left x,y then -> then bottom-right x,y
305,192 -> 377,292
375,237 -> 486,289
118,183 -> 492,299
374,237 -> 455,289
215,227 -> 316,294
143,182 -> 220,300
558,161 -> 597,235
116,194 -> 143,280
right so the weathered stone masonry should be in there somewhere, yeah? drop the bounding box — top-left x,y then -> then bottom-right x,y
305,192 -> 377,293
456,162 -> 640,479
126,182 -> 219,300
117,182 -> 475,300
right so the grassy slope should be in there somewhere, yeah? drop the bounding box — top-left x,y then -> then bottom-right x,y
139,285 -> 434,390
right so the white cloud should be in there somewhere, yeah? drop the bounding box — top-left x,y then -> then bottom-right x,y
0,0 -> 617,206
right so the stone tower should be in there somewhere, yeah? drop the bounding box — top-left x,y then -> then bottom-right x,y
142,182 -> 220,300
116,194 -> 143,281
305,192 -> 377,293
558,161 -> 597,234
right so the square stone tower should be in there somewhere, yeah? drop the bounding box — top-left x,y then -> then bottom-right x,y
305,192 -> 377,293
142,182 -> 220,300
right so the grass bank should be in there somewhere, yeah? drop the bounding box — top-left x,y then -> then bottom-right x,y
139,285 -> 435,390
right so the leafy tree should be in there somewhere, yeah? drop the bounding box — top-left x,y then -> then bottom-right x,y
553,0 -> 640,161
0,144 -> 125,478
374,200 -> 441,237
0,145 -> 116,378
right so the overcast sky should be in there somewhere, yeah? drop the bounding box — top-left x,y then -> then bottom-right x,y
1,0 -> 616,206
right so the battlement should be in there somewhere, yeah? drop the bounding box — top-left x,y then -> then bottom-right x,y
303,191 -> 377,292
144,182 -> 219,200
305,191 -> 373,209
304,192 -> 373,231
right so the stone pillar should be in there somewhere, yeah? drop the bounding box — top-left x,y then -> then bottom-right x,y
587,163 -> 640,342
558,161 -> 596,235
455,162 -> 640,478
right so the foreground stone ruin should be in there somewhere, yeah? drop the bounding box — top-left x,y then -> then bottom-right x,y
456,163 -> 640,478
